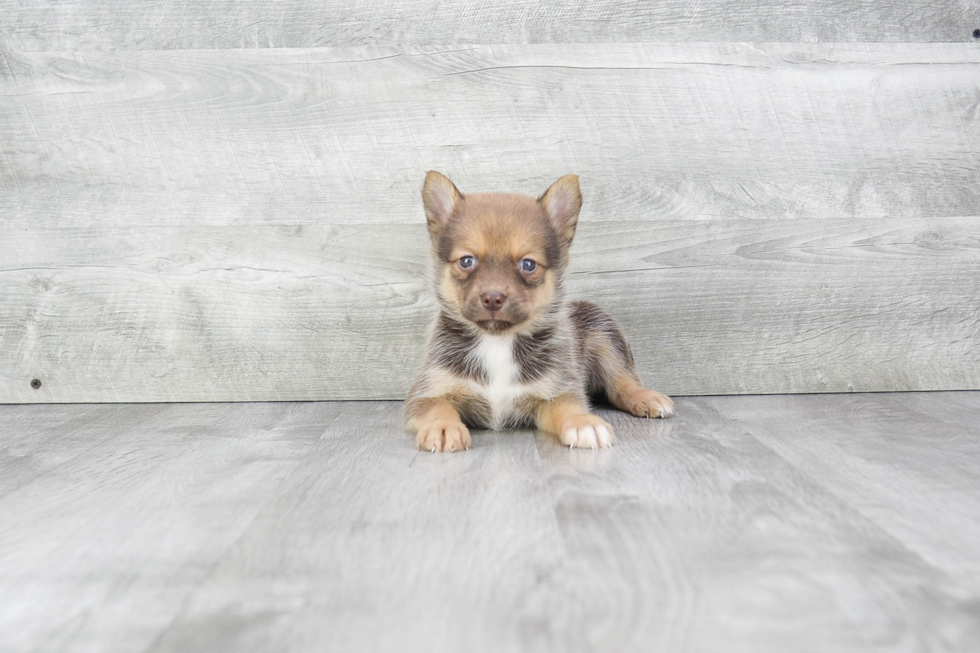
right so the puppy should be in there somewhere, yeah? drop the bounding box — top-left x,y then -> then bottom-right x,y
404,172 -> 673,452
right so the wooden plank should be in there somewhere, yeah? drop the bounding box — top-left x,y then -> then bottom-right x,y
703,392 -> 980,580
570,217 -> 980,396
534,398 -> 980,651
0,222 -> 433,403
2,43 -> 979,400
0,0 -> 976,50
145,402 -> 578,653
1,216 -> 978,402
5,396 -> 979,651
1,44 -> 978,225
0,403 -> 166,496
0,401 -> 335,653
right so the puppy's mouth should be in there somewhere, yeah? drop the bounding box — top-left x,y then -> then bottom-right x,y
462,304 -> 527,332
475,318 -> 514,333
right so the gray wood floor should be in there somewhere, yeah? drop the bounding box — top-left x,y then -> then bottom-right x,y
1,393 -> 979,652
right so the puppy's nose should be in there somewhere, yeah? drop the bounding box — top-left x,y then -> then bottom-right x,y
481,291 -> 507,312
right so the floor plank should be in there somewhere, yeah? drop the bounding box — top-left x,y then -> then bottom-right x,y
704,393 -> 980,581
0,402 -> 335,653
0,404 -> 163,497
1,394 -> 978,651
537,400 -> 980,652
146,402 -> 578,653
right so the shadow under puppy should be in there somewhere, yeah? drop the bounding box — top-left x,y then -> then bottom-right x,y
405,172 -> 674,452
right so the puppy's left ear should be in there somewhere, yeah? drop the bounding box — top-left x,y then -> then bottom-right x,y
422,171 -> 463,239
539,174 -> 582,247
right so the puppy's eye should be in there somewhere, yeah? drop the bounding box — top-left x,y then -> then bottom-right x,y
459,256 -> 476,269
520,258 -> 537,272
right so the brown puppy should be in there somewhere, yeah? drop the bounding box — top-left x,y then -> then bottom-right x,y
404,171 -> 673,452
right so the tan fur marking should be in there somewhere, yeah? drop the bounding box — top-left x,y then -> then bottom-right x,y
535,393 -> 614,449
405,396 -> 472,452
593,340 -> 638,386
609,376 -> 675,419
449,194 -> 552,261
509,282 -> 556,337
439,265 -> 465,315
535,394 -> 589,435
424,367 -> 472,397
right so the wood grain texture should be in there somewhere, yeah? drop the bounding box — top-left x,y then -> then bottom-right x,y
2,44 -> 979,225
3,216 -> 979,402
146,402 -> 578,652
0,401 -> 334,652
2,43 -> 979,400
2,395 -> 980,651
703,393 -> 980,581
0,403 -> 165,496
537,399 -> 980,651
0,0 -> 977,50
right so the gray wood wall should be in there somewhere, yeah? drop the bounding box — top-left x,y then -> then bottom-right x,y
2,3 -> 979,402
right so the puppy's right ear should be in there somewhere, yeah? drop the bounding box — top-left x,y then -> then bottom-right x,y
422,171 -> 463,238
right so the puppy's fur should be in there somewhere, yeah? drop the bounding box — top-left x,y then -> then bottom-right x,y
404,172 -> 673,452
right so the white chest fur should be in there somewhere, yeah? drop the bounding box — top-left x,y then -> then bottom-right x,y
469,334 -> 522,428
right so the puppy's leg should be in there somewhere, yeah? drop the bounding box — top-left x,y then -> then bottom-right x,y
608,375 -> 674,419
535,394 -> 614,449
404,396 -> 471,453
571,300 -> 674,419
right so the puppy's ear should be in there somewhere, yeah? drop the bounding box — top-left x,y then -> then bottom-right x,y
422,171 -> 463,238
539,174 -> 582,246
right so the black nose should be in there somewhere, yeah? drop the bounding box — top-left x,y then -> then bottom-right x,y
481,291 -> 506,312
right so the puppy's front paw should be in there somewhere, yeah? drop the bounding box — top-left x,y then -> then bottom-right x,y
416,419 -> 471,453
621,387 -> 675,419
558,414 -> 614,449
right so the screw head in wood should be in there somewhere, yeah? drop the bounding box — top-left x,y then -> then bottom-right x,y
31,379 -> 42,389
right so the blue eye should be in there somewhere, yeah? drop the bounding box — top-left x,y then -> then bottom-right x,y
521,258 -> 537,272
459,256 -> 476,269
